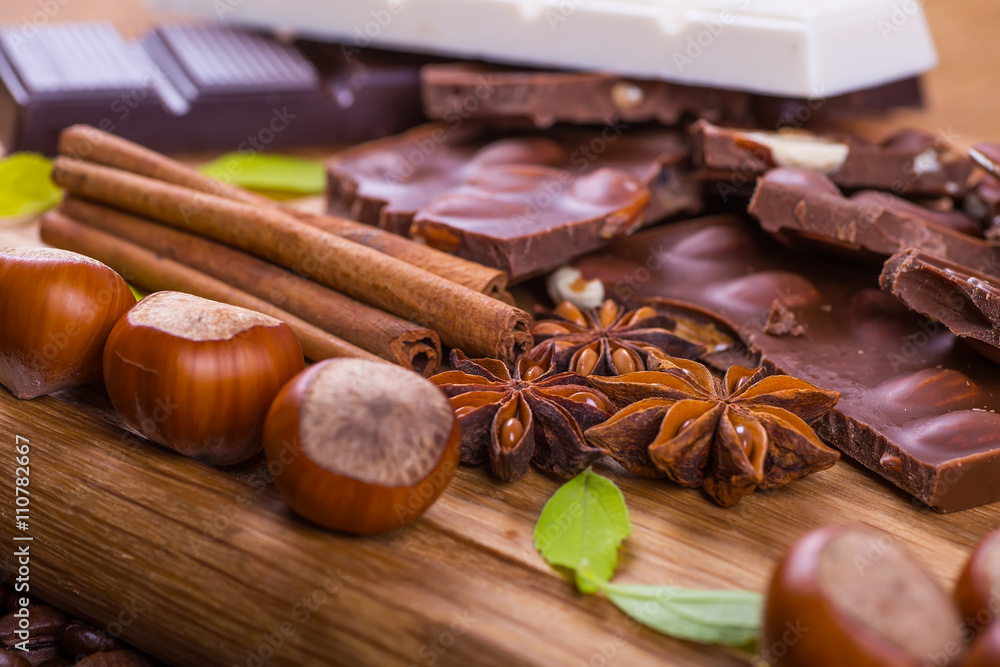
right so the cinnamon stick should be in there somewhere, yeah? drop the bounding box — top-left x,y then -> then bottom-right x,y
39,210 -> 384,365
50,157 -> 533,363
57,125 -> 510,299
59,196 -> 441,376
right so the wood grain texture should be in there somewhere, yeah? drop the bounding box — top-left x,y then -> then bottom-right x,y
0,383 -> 997,667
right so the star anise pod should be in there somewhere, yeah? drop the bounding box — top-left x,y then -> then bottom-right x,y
528,299 -> 705,377
585,355 -> 840,506
429,349 -> 615,482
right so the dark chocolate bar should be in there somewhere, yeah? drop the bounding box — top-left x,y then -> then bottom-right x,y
880,249 -> 1000,363
420,63 -> 754,128
570,215 -> 1000,512
0,22 -> 428,154
326,124 -> 700,280
747,168 -> 998,274
751,76 -> 924,128
692,120 -> 973,197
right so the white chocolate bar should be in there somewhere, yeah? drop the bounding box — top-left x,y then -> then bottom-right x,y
148,0 -> 938,97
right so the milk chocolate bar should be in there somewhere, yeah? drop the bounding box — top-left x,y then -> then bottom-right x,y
421,65 -> 922,130
420,63 -> 754,128
570,216 -> 1000,512
881,249 -> 1000,363
326,124 -> 700,280
747,168 -> 999,275
692,121 -> 973,196
0,22 -> 427,154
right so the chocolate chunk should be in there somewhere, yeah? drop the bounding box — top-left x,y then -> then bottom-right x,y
571,215 -> 1000,511
420,63 -> 754,128
752,76 -> 924,128
880,249 -> 1000,363
0,22 -> 427,154
327,124 -> 700,280
748,168 -> 998,274
692,121 -> 973,197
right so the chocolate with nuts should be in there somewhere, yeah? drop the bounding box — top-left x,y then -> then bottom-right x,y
570,215 -> 1000,511
421,63 -> 753,128
692,120 -> 973,196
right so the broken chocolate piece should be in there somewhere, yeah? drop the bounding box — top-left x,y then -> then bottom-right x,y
326,124 -> 700,280
420,63 -> 754,128
692,121 -> 973,197
880,249 -> 1000,363
571,215 -> 1000,512
748,168 -> 999,275
0,22 -> 428,154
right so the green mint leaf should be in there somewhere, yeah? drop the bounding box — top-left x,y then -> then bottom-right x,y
534,467 -> 631,593
199,153 -> 325,195
0,153 -> 61,217
601,582 -> 762,647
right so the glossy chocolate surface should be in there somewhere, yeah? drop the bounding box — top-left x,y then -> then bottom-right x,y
327,125 -> 700,280
572,215 -> 1000,511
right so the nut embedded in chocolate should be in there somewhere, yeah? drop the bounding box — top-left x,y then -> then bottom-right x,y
420,62 -> 754,128
693,120 -> 973,197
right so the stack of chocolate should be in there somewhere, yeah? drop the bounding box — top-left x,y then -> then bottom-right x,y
568,127 -> 1000,512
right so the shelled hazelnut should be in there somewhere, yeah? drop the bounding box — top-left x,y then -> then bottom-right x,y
0,248 -> 135,399
103,292 -> 304,465
264,358 -> 461,534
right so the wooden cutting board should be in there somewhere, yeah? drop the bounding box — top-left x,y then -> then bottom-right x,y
2,1 -> 1000,665
0,384 -> 996,667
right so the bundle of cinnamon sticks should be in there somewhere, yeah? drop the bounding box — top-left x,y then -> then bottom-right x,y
41,126 -> 533,375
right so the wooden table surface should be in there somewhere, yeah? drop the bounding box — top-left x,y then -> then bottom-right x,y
2,1 -> 1000,666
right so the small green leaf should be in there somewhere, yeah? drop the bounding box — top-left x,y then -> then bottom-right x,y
199,153 -> 325,195
601,582 -> 762,647
128,284 -> 146,302
534,467 -> 631,593
0,153 -> 61,217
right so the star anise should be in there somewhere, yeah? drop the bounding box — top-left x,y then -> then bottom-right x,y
429,349 -> 616,482
528,300 -> 706,377
584,355 -> 840,506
